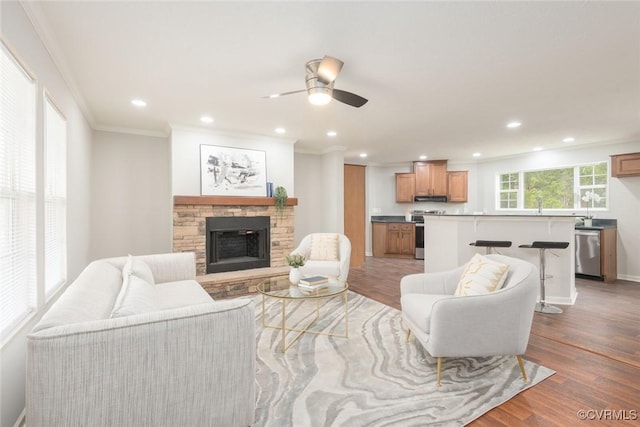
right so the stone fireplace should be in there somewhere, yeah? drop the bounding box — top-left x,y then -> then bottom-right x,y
205,216 -> 270,273
173,196 -> 297,298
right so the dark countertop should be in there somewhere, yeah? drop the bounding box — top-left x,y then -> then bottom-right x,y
371,215 -> 415,223
372,215 -> 617,229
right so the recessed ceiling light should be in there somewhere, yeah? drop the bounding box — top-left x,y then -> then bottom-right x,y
200,116 -> 214,124
419,155 -> 427,160
359,153 -> 367,158
131,99 -> 147,107
563,137 -> 575,143
327,131 -> 337,137
472,152 -> 481,157
532,147 -> 543,152
269,94 -> 280,99
274,127 -> 286,134
506,121 -> 521,128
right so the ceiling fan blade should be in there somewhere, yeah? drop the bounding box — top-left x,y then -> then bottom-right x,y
332,89 -> 368,108
263,89 -> 307,98
317,55 -> 344,84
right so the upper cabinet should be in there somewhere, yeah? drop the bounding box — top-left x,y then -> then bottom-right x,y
447,171 -> 468,203
414,160 -> 448,196
611,152 -> 640,177
395,173 -> 415,203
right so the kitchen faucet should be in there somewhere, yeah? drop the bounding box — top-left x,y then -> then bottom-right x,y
537,197 -> 543,215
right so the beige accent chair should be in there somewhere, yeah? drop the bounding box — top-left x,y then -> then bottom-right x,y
291,233 -> 351,282
400,254 -> 539,386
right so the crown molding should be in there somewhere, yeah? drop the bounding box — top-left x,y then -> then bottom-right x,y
168,123 -> 298,145
93,124 -> 169,138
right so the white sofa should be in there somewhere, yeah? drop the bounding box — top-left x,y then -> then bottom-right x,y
26,252 -> 255,427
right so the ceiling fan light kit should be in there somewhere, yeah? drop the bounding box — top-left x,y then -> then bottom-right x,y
270,55 -> 368,108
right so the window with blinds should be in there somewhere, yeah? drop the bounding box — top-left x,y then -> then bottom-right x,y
44,95 -> 67,298
1,42 -> 37,343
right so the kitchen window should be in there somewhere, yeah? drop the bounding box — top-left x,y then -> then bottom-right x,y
497,162 -> 608,211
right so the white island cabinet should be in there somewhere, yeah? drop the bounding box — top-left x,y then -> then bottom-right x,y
423,215 -> 577,305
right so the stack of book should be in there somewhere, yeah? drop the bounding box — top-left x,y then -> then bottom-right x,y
298,276 -> 329,292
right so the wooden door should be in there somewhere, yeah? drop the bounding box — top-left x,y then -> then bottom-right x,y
344,164 -> 366,268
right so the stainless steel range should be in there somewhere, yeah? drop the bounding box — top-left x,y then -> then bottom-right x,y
411,210 -> 444,260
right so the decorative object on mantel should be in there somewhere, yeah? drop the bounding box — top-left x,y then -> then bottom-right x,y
273,186 -> 288,217
581,190 -> 601,227
286,253 -> 305,284
200,145 -> 266,196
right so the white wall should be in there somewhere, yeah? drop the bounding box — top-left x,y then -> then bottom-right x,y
171,126 -> 295,196
1,3 -> 93,426
293,150 -> 345,245
90,130 -> 172,259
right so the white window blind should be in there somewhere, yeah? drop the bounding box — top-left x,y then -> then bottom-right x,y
1,42 -> 37,342
44,96 -> 67,298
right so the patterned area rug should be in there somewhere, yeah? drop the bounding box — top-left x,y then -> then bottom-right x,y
254,291 -> 554,426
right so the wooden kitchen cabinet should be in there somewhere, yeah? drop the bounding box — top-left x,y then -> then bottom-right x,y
447,171 -> 468,203
601,228 -> 617,282
414,160 -> 448,196
395,173 -> 415,203
386,223 -> 415,255
372,222 -> 415,258
611,152 -> 640,177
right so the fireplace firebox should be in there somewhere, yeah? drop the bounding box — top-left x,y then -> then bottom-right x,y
206,216 -> 270,274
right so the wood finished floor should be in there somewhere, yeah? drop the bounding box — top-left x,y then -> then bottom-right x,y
348,257 -> 640,426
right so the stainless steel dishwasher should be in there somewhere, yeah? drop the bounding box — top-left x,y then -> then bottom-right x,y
575,230 -> 601,277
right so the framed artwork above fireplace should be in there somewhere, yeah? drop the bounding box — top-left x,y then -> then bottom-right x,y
200,145 -> 267,196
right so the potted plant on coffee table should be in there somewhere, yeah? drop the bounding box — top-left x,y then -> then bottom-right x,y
286,253 -> 305,284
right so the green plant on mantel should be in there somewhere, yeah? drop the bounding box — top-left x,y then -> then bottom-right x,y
273,186 -> 288,217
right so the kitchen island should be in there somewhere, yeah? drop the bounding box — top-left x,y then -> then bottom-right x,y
423,214 -> 577,305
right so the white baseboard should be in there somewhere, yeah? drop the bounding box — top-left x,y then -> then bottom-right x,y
617,273 -> 640,283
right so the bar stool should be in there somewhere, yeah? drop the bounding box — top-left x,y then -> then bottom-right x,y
518,241 -> 569,314
469,240 -> 512,254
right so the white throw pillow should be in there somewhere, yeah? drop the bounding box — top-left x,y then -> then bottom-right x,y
123,255 -> 155,284
111,255 -> 158,318
309,233 -> 339,261
110,273 -> 158,318
454,253 -> 509,297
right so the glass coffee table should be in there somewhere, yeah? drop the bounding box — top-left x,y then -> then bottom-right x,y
257,276 -> 349,352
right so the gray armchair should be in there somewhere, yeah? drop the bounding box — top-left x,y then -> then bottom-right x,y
400,254 -> 539,386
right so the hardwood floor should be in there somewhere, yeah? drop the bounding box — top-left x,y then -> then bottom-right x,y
348,257 -> 640,426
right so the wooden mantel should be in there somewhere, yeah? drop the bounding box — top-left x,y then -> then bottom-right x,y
173,195 -> 298,206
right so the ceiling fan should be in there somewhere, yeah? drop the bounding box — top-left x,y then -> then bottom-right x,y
268,55 -> 368,108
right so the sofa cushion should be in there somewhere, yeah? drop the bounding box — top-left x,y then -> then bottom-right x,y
309,233 -> 339,261
454,253 -> 509,296
110,271 -> 159,318
156,280 -> 213,310
32,261 -> 123,332
299,260 -> 341,280
401,293 -> 452,333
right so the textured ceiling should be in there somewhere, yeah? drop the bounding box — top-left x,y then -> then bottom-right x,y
23,1 -> 640,164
